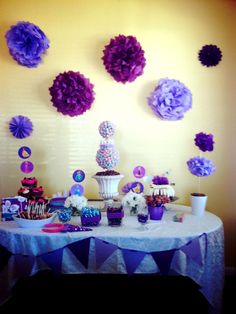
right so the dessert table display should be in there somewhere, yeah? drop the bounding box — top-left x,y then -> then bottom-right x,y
0,203 -> 224,314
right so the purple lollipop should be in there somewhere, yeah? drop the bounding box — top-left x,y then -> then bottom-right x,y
20,161 -> 34,174
70,184 -> 84,196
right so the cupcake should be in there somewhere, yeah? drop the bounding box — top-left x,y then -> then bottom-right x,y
18,187 -> 31,198
21,177 -> 38,188
31,186 -> 44,197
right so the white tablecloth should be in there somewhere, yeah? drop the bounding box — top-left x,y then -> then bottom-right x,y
0,204 -> 224,313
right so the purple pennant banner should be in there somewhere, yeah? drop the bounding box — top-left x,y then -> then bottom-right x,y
68,238 -> 91,269
41,248 -> 63,274
180,237 -> 202,266
151,249 -> 176,275
94,238 -> 118,269
122,249 -> 146,275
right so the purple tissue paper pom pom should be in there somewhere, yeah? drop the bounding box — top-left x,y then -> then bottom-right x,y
152,176 -> 169,185
187,156 -> 216,177
5,21 -> 49,68
148,78 -> 192,120
102,34 -> 146,83
194,132 -> 214,152
9,115 -> 33,139
198,44 -> 222,67
49,71 -> 95,117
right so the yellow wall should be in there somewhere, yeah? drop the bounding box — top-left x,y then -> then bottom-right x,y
0,0 -> 236,266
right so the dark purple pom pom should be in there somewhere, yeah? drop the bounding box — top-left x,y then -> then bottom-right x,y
49,71 -> 95,117
198,44 -> 222,67
102,34 -> 146,83
194,132 -> 214,152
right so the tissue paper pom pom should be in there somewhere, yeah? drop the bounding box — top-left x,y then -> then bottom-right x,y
5,21 -> 49,68
99,121 -> 116,138
9,115 -> 33,139
49,71 -> 95,117
187,156 -> 216,177
102,34 -> 146,83
194,132 -> 214,152
148,78 -> 192,120
96,145 -> 119,170
198,44 -> 222,67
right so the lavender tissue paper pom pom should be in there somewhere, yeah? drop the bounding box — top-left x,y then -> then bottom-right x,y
198,44 -> 222,67
102,34 -> 146,83
49,71 -> 95,117
148,78 -> 192,121
5,21 -> 49,68
194,132 -> 214,152
9,115 -> 33,139
187,156 -> 216,177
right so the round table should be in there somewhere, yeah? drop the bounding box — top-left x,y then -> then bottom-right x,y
0,204 -> 224,313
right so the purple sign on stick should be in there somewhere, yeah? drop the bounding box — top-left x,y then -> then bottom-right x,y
18,146 -> 31,159
131,182 -> 144,194
20,161 -> 34,174
72,170 -> 85,183
133,166 -> 146,178
70,184 -> 84,196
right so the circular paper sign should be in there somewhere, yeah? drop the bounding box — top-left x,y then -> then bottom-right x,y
72,170 -> 85,183
131,182 -> 144,194
18,146 -> 31,159
20,161 -> 34,174
70,184 -> 84,196
133,166 -> 146,179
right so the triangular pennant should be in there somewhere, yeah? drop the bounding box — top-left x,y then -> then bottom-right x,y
181,237 -> 202,265
0,244 -> 12,272
68,237 -> 91,269
122,249 -> 146,275
151,249 -> 176,275
14,254 -> 35,277
41,248 -> 63,274
94,238 -> 118,269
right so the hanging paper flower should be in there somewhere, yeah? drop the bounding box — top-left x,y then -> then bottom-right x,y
194,132 -> 214,152
9,115 -> 33,139
148,78 -> 192,121
102,34 -> 146,83
5,21 -> 49,68
187,156 -> 216,177
49,71 -> 95,117
198,44 -> 222,67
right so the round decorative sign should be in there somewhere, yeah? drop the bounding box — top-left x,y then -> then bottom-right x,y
20,161 -> 34,174
70,184 -> 84,196
72,170 -> 85,183
18,146 -> 31,159
131,182 -> 144,194
133,166 -> 146,179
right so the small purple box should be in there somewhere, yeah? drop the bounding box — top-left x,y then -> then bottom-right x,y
1,196 -> 28,221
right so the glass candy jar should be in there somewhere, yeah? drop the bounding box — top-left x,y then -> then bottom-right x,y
106,202 -> 124,226
80,207 -> 101,227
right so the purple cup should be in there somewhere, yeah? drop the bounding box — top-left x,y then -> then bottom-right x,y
148,206 -> 164,220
